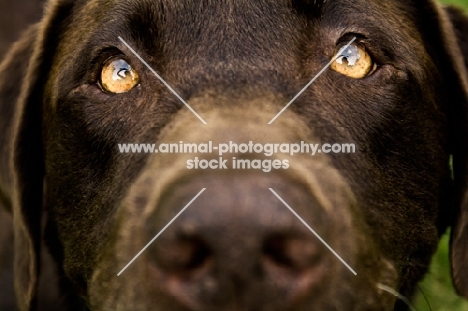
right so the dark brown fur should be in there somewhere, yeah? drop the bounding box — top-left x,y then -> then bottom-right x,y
1,0 -> 468,310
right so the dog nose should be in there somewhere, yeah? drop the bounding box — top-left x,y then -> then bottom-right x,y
146,171 -> 331,308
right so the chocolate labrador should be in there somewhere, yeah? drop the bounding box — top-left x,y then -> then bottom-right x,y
1,0 -> 468,310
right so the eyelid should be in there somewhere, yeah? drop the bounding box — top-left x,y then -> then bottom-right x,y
336,34 -> 375,58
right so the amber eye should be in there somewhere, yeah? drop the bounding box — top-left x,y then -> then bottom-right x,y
330,43 -> 374,79
100,57 -> 139,93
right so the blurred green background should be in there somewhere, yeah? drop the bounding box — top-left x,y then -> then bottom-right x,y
399,2 -> 468,311
413,232 -> 468,310
441,0 -> 468,10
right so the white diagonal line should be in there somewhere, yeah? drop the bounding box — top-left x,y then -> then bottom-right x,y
268,188 -> 357,275
118,36 -> 207,125
376,284 -> 418,311
268,37 -> 356,124
117,188 -> 206,276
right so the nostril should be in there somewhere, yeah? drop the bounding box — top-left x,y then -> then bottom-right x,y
262,235 -> 322,271
154,237 -> 213,275
263,237 -> 295,268
262,235 -> 328,302
184,239 -> 211,271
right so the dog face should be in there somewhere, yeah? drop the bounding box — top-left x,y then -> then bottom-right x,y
2,0 -> 468,310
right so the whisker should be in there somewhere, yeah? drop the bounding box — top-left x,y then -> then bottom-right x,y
377,283 -> 418,311
416,284 -> 433,311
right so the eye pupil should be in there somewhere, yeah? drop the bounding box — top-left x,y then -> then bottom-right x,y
114,68 -> 126,80
336,45 -> 361,66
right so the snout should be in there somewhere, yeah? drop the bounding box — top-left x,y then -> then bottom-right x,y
89,101 -> 398,311
147,171 -> 330,309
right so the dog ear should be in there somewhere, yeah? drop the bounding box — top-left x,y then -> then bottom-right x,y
0,1 -> 75,310
0,28 -> 40,311
432,3 -> 468,298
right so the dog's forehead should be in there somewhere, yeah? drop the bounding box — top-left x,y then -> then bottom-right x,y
52,0 -> 433,94
75,0 -> 421,26
58,0 -> 427,70
70,0 -> 427,53
43,0 -> 436,110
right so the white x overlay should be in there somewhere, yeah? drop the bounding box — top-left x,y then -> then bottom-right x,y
115,36 -> 358,277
